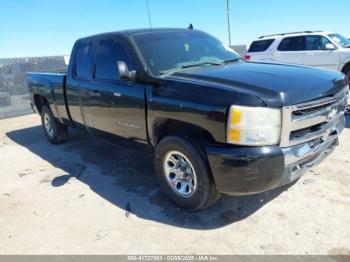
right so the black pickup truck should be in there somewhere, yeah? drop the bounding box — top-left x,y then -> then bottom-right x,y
27,28 -> 349,210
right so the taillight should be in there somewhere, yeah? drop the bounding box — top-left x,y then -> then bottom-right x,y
244,55 -> 251,60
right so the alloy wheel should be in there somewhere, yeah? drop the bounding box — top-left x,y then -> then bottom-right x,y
163,150 -> 197,197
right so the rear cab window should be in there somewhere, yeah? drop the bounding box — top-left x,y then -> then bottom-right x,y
74,42 -> 91,78
248,39 -> 275,52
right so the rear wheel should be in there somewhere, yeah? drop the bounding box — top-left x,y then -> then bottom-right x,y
41,104 -> 68,144
155,136 -> 220,210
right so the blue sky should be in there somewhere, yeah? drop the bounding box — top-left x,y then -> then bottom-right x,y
0,0 -> 349,58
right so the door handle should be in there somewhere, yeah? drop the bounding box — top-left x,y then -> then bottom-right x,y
88,90 -> 101,97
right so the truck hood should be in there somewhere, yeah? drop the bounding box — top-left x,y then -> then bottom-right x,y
169,61 -> 347,107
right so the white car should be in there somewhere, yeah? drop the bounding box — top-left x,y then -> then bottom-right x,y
245,31 -> 350,81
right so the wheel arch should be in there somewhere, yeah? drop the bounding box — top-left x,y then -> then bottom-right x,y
151,118 -> 217,148
33,94 -> 49,114
341,61 -> 350,73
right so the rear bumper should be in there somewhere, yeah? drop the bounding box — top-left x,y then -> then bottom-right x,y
206,136 -> 339,196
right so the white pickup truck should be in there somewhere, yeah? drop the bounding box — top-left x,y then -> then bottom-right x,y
246,31 -> 350,82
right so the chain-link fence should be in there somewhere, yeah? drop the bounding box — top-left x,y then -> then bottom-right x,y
0,56 -> 68,119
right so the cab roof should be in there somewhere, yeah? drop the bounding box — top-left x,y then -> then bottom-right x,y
77,28 -> 199,42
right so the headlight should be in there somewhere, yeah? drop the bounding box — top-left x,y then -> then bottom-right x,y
227,105 -> 281,146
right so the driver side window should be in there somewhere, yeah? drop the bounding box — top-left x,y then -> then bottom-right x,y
305,35 -> 332,51
94,39 -> 132,81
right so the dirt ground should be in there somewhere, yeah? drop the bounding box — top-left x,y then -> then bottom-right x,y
0,114 -> 349,255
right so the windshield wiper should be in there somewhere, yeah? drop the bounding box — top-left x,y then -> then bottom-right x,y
159,60 -> 230,76
181,61 -> 222,69
159,61 -> 221,75
222,58 -> 242,64
159,68 -> 184,75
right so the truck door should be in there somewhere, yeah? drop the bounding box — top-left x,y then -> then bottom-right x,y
82,38 -> 148,144
66,41 -> 93,127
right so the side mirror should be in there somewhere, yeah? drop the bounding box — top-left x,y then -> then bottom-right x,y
325,43 -> 336,50
117,61 -> 136,82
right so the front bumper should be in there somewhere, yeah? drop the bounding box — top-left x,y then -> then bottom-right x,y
206,135 -> 339,196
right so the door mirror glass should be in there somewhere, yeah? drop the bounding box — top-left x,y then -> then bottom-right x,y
325,43 -> 336,50
117,61 -> 137,82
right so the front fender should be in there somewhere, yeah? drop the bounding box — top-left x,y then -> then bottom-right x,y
340,56 -> 350,71
146,88 -> 227,146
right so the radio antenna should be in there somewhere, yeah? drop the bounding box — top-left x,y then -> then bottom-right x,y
227,0 -> 232,46
145,0 -> 153,29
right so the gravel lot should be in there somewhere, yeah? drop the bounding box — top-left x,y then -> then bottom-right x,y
0,114 -> 349,255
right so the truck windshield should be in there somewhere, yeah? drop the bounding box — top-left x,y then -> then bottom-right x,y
328,33 -> 350,48
132,31 -> 240,76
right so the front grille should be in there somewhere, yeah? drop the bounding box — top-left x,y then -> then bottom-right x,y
292,103 -> 332,117
290,122 -> 326,140
280,87 -> 348,147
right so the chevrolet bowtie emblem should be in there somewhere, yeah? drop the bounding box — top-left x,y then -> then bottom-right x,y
327,108 -> 337,121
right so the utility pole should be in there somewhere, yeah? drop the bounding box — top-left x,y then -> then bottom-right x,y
146,0 -> 152,29
227,0 -> 232,46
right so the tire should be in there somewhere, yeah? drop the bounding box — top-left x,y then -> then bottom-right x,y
343,65 -> 350,114
343,65 -> 350,84
41,104 -> 68,144
155,136 -> 220,210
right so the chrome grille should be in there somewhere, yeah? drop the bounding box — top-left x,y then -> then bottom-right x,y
280,87 -> 348,147
292,103 -> 332,117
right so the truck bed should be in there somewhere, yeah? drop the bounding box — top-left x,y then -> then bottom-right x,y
27,72 -> 70,124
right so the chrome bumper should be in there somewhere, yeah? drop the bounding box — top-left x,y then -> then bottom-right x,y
278,115 -> 344,186
282,114 -> 344,166
276,87 -> 348,186
280,136 -> 338,186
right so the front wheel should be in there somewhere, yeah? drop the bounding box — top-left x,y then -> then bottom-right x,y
344,65 -> 350,114
343,65 -> 350,83
41,104 -> 68,144
155,136 -> 220,210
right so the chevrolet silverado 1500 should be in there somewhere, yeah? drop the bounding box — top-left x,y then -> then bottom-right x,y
27,28 -> 349,210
